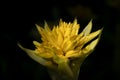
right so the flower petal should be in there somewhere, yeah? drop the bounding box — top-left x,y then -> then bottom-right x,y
44,21 -> 51,32
35,24 -> 48,42
65,50 -> 80,58
57,29 -> 64,46
17,43 -> 48,66
84,28 -> 102,44
33,41 -> 42,47
71,19 -> 80,35
82,29 -> 102,55
82,19 -> 92,36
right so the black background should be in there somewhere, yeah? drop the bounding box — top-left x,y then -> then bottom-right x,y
1,0 -> 120,80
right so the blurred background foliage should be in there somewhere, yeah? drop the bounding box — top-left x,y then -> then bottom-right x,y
0,0 -> 120,80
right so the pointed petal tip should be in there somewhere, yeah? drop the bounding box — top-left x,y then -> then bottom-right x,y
100,27 -> 104,32
17,43 -> 32,53
90,28 -> 103,48
82,19 -> 92,36
89,38 -> 99,50
82,38 -> 99,55
35,24 -> 40,30
33,41 -> 41,47
17,43 -> 24,50
97,27 -> 104,37
35,24 -> 39,27
90,19 -> 93,22
73,18 -> 77,22
82,27 -> 103,55
17,43 -> 48,66
44,20 -> 48,26
59,18 -> 63,22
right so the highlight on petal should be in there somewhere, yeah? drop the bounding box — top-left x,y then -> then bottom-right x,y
89,28 -> 103,50
84,28 -> 102,44
82,19 -> 92,36
82,28 -> 103,55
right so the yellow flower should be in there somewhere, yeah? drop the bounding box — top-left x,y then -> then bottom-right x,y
18,19 -> 102,80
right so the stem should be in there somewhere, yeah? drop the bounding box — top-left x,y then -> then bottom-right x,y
47,54 -> 85,80
47,60 -> 82,80
48,70 -> 77,80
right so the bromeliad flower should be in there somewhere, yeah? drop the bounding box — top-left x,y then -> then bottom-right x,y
18,19 -> 102,80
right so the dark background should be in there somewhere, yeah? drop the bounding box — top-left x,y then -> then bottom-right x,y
1,0 -> 120,80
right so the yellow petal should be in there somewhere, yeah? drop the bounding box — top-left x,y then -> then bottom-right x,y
71,19 -> 80,35
82,29 -> 102,55
65,50 -> 79,58
35,49 -> 53,58
33,41 -> 42,47
64,40 -> 77,52
75,32 -> 84,41
62,38 -> 72,52
44,21 -> 51,32
35,24 -> 48,41
57,29 -> 64,46
64,25 -> 72,38
84,28 -> 102,44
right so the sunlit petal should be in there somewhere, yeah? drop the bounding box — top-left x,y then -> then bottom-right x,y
82,19 -> 92,36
